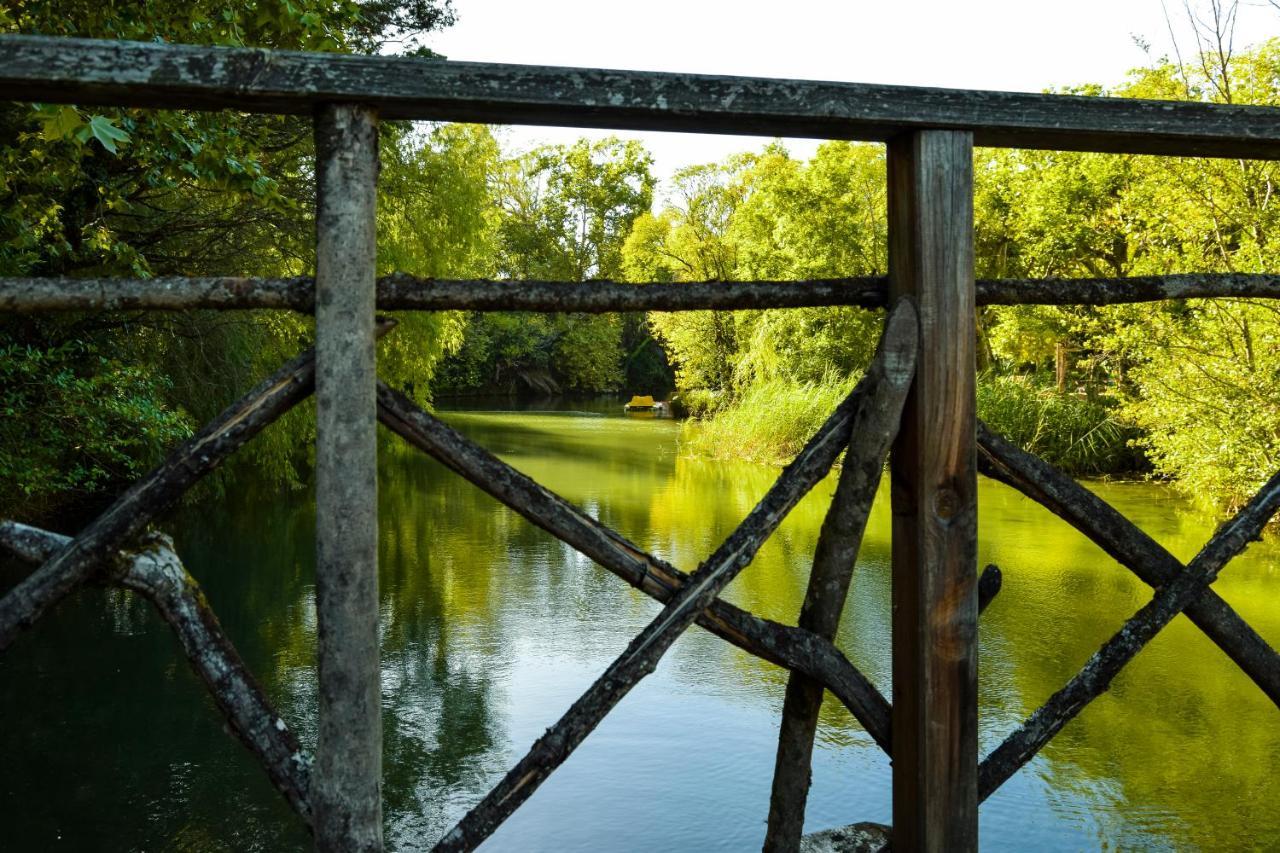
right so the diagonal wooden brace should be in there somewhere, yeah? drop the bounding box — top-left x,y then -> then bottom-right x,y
428,300 -> 920,853
764,305 -> 916,852
0,521 -> 313,824
376,383 -> 893,749
0,320 -> 394,653
977,420 -> 1280,707
978,465 -> 1280,801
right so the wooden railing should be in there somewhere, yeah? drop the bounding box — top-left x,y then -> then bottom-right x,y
2,34 -> 1279,853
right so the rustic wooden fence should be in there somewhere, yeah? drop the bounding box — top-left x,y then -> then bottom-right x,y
2,35 -> 1280,853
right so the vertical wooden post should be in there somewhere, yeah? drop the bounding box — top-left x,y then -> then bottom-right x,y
313,103 -> 382,853
887,130 -> 978,852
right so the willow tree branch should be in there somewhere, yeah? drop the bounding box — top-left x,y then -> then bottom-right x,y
0,321 -> 394,653
0,521 -> 313,824
430,301 -> 919,853
376,384 -> 892,749
764,309 -> 916,853
978,465 -> 1280,800
976,421 -> 1280,707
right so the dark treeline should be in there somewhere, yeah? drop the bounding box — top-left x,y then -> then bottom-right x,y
3,1 -> 1279,522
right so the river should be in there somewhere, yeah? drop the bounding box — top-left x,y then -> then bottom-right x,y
2,400 -> 1278,851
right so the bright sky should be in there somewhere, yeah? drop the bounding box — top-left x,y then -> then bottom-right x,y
428,0 -> 1280,188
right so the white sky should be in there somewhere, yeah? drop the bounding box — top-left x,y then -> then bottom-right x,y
427,0 -> 1280,189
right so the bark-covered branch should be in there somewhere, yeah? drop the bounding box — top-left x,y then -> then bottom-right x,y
977,421 -> 1280,706
430,301 -> 919,853
764,311 -> 915,852
8,272 -> 1280,314
978,465 -> 1280,800
376,384 -> 893,749
0,521 -> 313,824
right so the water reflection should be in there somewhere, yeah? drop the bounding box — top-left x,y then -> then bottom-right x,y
0,404 -> 1277,851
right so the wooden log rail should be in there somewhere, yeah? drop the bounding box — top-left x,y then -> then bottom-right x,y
428,302 -> 918,853
8,35 -> 1280,159
8,272 -> 1280,313
7,30 -> 1280,853
977,422 -> 1280,706
977,444 -> 1280,800
375,381 -> 895,750
0,342 -> 324,651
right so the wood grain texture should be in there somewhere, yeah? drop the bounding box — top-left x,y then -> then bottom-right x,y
312,104 -> 382,853
887,130 -> 978,852
7,35 -> 1280,158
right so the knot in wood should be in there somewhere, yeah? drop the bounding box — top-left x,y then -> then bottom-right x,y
934,487 -> 961,520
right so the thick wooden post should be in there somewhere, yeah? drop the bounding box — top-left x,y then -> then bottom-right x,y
313,103 -> 382,852
887,130 -> 978,851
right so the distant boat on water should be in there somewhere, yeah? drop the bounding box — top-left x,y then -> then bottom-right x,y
624,395 -> 668,414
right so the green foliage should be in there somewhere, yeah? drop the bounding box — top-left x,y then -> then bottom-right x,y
972,40 -> 1280,507
679,377 -> 854,465
0,339 -> 192,515
0,0 -> 460,519
438,137 -> 656,395
625,142 -> 887,398
977,374 -> 1141,476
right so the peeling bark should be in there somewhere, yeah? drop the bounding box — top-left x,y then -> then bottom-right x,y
0,345 -> 319,651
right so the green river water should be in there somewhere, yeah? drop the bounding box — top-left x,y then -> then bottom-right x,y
1,400 -> 1278,851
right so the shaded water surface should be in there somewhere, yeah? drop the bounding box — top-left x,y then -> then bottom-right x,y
2,399 -> 1278,851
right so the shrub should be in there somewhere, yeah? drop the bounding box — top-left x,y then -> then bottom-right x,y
977,373 -> 1142,477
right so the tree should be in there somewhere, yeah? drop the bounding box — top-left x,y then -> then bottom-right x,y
438,138 -> 657,395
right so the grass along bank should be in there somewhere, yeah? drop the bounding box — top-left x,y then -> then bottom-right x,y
678,373 -> 1142,478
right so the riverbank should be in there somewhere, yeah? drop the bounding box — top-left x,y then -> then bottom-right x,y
679,374 -> 1144,478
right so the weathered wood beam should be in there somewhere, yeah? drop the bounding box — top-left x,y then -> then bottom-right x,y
978,465 -> 1280,800
312,104 -> 382,853
376,382 -> 893,749
888,130 -> 979,851
430,302 -> 919,853
764,302 -> 917,853
0,342 -> 325,652
977,421 -> 1280,706
7,35 -> 1280,158
0,274 -> 885,313
8,272 -> 1280,314
0,521 -> 313,824
976,273 -> 1280,305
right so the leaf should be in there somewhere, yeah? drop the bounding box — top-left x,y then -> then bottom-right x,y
88,115 -> 130,154
41,106 -> 83,142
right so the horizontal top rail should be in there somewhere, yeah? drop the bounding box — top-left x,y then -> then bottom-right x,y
5,272 -> 1280,313
6,36 -> 1280,159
